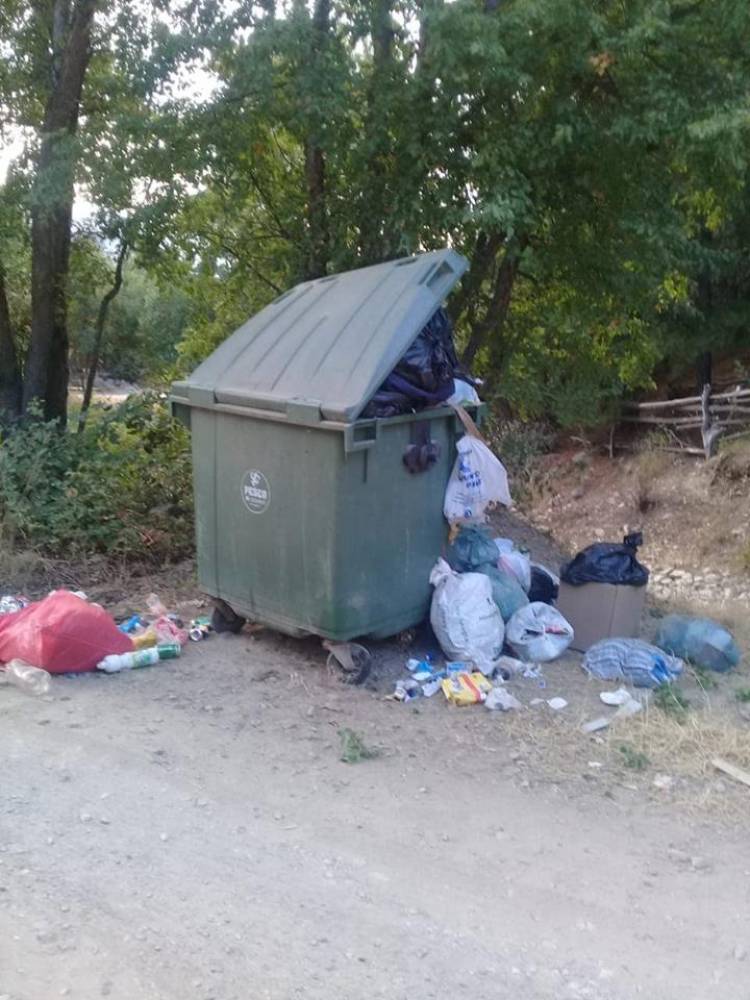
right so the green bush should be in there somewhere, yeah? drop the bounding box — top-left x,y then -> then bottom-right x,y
0,394 -> 193,563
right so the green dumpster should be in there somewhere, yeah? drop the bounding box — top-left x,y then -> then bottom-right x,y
170,249 -> 478,641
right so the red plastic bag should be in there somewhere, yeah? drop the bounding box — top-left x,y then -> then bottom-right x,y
0,590 -> 132,673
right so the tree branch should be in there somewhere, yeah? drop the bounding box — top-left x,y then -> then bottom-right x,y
78,239 -> 128,432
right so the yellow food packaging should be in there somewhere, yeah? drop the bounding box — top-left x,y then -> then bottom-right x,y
441,672 -> 492,706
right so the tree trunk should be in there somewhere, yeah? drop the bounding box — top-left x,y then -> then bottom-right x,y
0,258 -> 22,421
78,240 -> 127,433
23,0 -> 97,426
359,0 -> 396,262
461,241 -> 524,369
303,0 -> 331,280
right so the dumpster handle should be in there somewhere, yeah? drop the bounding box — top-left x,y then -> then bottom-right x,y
344,420 -> 379,452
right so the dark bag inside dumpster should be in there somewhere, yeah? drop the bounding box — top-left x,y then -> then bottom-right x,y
561,532 -> 649,588
362,307 -> 462,418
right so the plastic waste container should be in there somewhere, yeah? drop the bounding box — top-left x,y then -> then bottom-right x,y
170,249 -> 479,642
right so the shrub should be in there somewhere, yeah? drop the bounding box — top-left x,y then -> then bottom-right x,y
0,394 -> 193,564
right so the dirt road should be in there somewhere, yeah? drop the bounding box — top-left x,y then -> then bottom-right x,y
2,631 -> 749,1000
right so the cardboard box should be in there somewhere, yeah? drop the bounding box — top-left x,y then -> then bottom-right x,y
557,582 -> 647,652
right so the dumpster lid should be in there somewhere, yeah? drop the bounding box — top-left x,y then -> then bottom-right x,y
176,249 -> 468,423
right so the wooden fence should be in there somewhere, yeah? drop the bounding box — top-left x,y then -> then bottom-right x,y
620,384 -> 750,458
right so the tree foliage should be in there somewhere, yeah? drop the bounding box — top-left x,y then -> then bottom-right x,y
2,0 -> 750,428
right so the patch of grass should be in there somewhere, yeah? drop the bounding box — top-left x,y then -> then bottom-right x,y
338,728 -> 380,764
690,664 -> 719,691
734,688 -> 750,703
653,684 -> 691,722
633,447 -> 670,513
618,743 -> 650,771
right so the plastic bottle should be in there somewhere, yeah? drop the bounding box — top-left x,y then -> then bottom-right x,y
3,659 -> 51,696
97,647 -> 161,673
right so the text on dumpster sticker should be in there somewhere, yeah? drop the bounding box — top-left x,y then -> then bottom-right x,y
241,469 -> 271,514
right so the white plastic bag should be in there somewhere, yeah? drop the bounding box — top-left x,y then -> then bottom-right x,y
495,538 -> 531,594
447,378 -> 481,406
429,559 -> 504,674
505,602 -> 574,662
443,436 -> 511,524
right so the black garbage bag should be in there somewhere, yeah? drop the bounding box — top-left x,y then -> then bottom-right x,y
561,532 -> 649,587
362,307 -> 461,418
528,565 -> 559,604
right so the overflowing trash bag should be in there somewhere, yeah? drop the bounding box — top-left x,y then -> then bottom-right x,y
481,566 -> 528,622
493,537 -> 532,592
445,527 -> 527,620
445,526 -> 498,573
583,638 -> 683,688
0,590 -> 132,674
429,558 -> 504,673
505,602 -> 574,662
362,308 -> 462,418
655,614 -> 740,673
443,435 -> 512,523
561,532 -> 649,587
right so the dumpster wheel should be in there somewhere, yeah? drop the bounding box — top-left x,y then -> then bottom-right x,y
210,598 -> 247,635
323,640 -> 372,686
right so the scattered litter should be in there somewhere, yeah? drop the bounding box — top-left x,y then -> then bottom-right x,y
546,697 -> 568,711
712,758 -> 750,789
97,643 -> 181,673
0,590 -> 132,674
561,532 -> 649,587
485,687 -> 522,712
421,678 -> 442,698
581,717 -> 611,734
189,617 -> 213,642
153,615 -> 189,646
653,773 -> 674,791
582,690 -> 642,732
441,671 -> 492,706
429,558 -> 504,673
505,602 -> 574,662
118,614 -> 144,634
446,660 -> 473,674
583,638 -> 683,688
600,687 -> 632,706
494,655 -> 527,679
588,761 -> 603,769
613,696 -> 643,720
521,663 -> 547,688
1,659 -> 51,696
0,595 -> 29,616
146,593 -> 168,617
393,678 -> 422,702
656,615 -> 740,674
406,656 -> 434,674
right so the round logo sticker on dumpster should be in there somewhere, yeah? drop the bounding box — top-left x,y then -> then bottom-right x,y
241,469 -> 271,514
